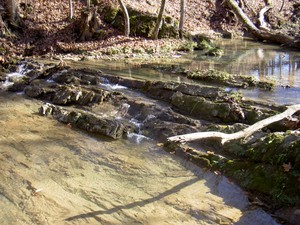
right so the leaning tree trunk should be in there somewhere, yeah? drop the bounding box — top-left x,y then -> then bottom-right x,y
226,0 -> 299,47
152,0 -> 167,39
179,0 -> 185,39
117,0 -> 130,37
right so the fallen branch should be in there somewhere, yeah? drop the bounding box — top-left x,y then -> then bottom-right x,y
167,104 -> 300,144
258,5 -> 272,30
226,0 -> 297,47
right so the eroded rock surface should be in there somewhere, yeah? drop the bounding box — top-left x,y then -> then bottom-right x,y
2,61 -> 299,224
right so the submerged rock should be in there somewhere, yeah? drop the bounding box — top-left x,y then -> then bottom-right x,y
52,68 -> 104,85
171,91 -> 245,122
40,103 -> 134,139
9,61 -> 300,221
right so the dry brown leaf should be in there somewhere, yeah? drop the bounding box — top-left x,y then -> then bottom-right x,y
283,162 -> 292,172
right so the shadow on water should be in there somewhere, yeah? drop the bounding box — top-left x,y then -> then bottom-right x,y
0,92 -> 282,224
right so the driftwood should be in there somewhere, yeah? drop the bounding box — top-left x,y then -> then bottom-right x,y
167,104 -> 300,144
226,0 -> 299,47
258,4 -> 272,30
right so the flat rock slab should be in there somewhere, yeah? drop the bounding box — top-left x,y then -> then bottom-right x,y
0,91 -> 280,225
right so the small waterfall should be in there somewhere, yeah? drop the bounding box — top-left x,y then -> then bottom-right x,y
99,78 -> 128,90
127,118 -> 151,144
1,64 -> 27,89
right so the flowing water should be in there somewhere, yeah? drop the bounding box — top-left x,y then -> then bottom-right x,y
68,39 -> 300,105
1,40 -> 298,224
0,92 -> 280,225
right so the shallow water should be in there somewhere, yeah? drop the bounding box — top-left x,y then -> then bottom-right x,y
67,39 -> 300,105
0,92 -> 280,224
1,40 -> 297,224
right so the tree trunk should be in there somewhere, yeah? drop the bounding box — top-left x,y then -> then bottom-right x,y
225,0 -> 300,47
167,104 -> 300,144
78,8 -> 102,41
179,0 -> 185,39
69,0 -> 73,20
0,13 -> 5,35
152,0 -> 167,39
87,0 -> 91,10
5,0 -> 18,25
117,0 -> 130,37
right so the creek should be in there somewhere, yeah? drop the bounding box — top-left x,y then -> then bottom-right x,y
0,92 -> 281,225
1,39 -> 299,224
68,39 -> 300,105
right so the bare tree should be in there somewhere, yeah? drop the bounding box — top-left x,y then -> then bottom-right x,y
179,0 -> 185,39
117,0 -> 130,36
87,0 -> 91,10
4,0 -> 18,24
69,0 -> 73,20
0,13 -> 6,35
152,0 -> 167,39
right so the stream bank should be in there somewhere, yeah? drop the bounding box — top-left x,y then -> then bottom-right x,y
1,60 -> 300,224
1,83 -> 283,225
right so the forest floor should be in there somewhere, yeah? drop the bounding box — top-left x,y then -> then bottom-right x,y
0,0 -> 296,62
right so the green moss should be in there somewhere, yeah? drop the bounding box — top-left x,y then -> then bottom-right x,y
246,133 -> 286,165
196,39 -> 213,50
177,40 -> 197,52
219,160 -> 300,206
206,47 -> 224,57
122,46 -> 132,54
190,156 -> 211,168
171,93 -> 241,122
105,47 -> 121,55
164,140 -> 300,207
102,6 -> 119,24
257,80 -> 275,90
101,6 -> 178,38
187,69 -> 231,83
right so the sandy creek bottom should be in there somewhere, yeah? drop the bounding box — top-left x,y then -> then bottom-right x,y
0,92 -> 280,225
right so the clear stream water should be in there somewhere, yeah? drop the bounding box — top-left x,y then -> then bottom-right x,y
0,92 -> 280,225
1,40 -> 298,224
68,39 -> 300,105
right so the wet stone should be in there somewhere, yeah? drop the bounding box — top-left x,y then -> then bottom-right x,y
170,91 -> 244,122
40,103 -> 134,139
0,71 -> 6,82
52,68 -> 104,85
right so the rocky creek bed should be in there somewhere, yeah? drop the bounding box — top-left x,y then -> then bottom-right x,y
1,60 -> 300,224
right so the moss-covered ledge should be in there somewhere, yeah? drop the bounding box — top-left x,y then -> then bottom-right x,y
164,130 -> 300,207
100,5 -> 178,38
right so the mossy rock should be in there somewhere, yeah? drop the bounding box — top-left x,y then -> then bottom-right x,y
195,39 -> 213,50
101,6 -> 178,38
187,69 -> 231,83
170,91 -> 242,122
187,69 -> 275,90
205,47 -> 224,57
222,161 -> 300,206
177,40 -> 197,52
246,132 -> 300,169
164,141 -> 300,207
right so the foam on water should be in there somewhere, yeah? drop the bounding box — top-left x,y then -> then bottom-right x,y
1,64 -> 27,88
